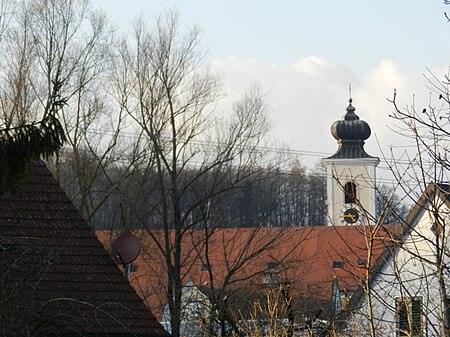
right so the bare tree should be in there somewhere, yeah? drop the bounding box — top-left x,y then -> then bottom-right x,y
375,184 -> 409,224
231,285 -> 296,337
386,80 -> 450,336
0,0 -> 66,192
0,0 -> 147,226
332,70 -> 450,336
193,224 -> 305,336
110,10 -> 282,337
25,0 -> 137,223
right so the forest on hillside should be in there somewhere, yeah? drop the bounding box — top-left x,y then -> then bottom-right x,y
0,0 -> 408,232
0,2 -> 420,335
50,150 -> 406,230
51,151 -> 327,229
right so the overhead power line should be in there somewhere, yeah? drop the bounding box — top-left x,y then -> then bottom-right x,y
69,127 -> 449,186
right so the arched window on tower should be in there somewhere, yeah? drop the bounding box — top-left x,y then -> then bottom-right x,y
344,182 -> 357,204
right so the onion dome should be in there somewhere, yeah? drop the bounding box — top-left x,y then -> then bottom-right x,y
327,98 -> 376,159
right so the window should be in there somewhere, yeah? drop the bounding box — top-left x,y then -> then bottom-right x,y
201,263 -> 210,272
396,297 -> 422,337
357,259 -> 367,267
333,261 -> 343,269
447,296 -> 450,334
344,182 -> 357,204
267,261 -> 279,270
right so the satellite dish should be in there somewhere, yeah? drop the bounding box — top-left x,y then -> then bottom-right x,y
111,232 -> 141,266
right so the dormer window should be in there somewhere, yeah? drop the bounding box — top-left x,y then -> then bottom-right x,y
267,261 -> 279,270
357,259 -> 367,267
344,182 -> 357,204
333,261 -> 343,269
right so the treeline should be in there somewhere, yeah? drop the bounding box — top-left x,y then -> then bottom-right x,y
52,153 -> 328,229
51,151 -> 407,230
0,2 -> 411,336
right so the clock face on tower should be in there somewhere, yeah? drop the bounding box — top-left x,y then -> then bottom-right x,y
340,204 -> 362,225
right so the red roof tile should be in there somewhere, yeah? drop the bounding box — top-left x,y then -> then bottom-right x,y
97,224 -> 399,320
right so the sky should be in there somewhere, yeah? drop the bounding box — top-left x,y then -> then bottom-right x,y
93,0 -> 450,175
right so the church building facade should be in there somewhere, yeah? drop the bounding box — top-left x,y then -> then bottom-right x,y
323,98 -> 379,226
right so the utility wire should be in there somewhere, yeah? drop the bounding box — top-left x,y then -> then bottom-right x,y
70,128 -> 449,186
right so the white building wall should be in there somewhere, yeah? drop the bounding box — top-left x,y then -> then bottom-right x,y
347,202 -> 450,336
323,158 -> 379,226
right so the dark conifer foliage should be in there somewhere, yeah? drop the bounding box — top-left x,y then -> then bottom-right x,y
0,92 -> 66,193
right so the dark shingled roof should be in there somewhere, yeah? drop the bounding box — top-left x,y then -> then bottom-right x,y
0,161 -> 170,337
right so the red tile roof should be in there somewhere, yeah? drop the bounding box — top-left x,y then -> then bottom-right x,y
0,161 -> 170,336
97,224 -> 399,320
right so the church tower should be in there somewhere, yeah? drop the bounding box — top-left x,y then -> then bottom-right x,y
322,98 -> 379,226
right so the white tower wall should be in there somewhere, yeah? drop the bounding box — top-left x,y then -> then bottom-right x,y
323,157 -> 379,226
322,98 -> 379,226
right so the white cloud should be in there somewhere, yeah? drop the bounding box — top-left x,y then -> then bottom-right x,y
355,61 -> 448,161
210,56 -> 448,172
